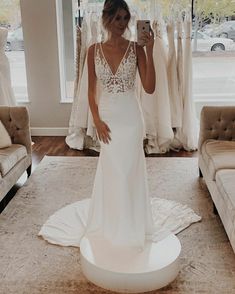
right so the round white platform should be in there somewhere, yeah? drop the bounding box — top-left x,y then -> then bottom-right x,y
80,233 -> 181,293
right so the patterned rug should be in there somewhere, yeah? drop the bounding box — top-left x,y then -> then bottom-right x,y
0,156 -> 235,294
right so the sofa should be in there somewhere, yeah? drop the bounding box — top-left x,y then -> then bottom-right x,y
0,106 -> 32,202
198,106 -> 235,253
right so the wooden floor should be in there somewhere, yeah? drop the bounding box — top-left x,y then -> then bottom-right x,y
32,136 -> 198,163
0,136 -> 198,213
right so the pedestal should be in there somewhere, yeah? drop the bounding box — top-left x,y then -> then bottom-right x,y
80,233 -> 181,293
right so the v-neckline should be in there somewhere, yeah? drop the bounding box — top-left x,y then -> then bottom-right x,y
100,41 -> 131,77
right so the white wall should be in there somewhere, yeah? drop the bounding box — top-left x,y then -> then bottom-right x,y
20,0 -> 72,135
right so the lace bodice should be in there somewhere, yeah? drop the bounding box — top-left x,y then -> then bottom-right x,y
95,41 -> 137,94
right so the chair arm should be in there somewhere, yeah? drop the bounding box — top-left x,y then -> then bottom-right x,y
0,106 -> 32,154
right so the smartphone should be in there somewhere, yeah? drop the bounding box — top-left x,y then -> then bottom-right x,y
137,20 -> 150,46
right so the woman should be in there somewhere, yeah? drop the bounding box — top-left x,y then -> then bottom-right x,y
84,0 -> 158,248
88,0 -> 155,145
39,0 -> 200,249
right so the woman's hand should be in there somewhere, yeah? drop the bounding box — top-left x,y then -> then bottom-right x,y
136,26 -> 156,94
95,119 -> 111,144
141,28 -> 154,52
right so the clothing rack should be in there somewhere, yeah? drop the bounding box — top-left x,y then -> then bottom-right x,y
77,0 -> 81,27
191,0 -> 194,21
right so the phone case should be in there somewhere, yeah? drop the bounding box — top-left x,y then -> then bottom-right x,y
137,20 -> 150,46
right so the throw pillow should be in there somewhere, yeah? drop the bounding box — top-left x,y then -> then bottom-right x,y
0,120 -> 12,148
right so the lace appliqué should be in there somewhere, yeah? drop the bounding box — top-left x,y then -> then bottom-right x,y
95,44 -> 137,94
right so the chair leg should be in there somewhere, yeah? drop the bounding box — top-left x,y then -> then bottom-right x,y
213,203 -> 218,215
27,165 -> 32,178
199,168 -> 203,178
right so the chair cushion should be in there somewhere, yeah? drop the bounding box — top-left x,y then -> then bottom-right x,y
216,170 -> 235,208
0,120 -> 12,148
201,140 -> 235,180
216,170 -> 235,239
0,144 -> 27,177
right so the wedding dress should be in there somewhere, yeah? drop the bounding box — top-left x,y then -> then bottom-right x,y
141,20 -> 174,154
0,27 -> 16,106
66,14 -> 100,151
167,22 -> 182,128
174,21 -> 184,149
39,41 -> 201,248
178,19 -> 198,151
73,25 -> 82,98
149,20 -> 174,154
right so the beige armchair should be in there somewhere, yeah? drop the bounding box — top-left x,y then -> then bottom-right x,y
0,106 -> 32,202
198,106 -> 235,252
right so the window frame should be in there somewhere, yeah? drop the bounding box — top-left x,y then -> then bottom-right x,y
56,0 -> 76,103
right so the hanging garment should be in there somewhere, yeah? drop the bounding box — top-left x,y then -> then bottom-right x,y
86,13 -> 101,144
152,20 -> 174,153
0,27 -> 16,106
66,14 -> 100,150
141,20 -> 174,154
39,41 -> 201,249
177,21 -> 184,109
140,45 -> 160,154
173,20 -> 185,150
73,25 -> 82,98
167,22 -> 182,128
177,19 -> 198,151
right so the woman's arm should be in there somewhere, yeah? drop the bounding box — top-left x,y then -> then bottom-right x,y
87,44 -> 111,144
136,31 -> 156,94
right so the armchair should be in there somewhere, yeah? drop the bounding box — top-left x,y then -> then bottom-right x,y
0,106 -> 32,202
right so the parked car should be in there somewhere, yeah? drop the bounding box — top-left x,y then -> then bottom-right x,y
212,21 -> 235,41
193,31 -> 234,51
5,27 -> 24,51
201,23 -> 220,36
163,30 -> 234,52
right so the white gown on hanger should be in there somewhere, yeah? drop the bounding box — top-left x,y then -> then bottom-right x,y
174,20 -> 184,149
178,19 -> 198,151
0,27 -> 16,106
152,20 -> 174,153
141,20 -> 174,154
167,22 -> 182,128
39,41 -> 201,248
66,14 -> 100,151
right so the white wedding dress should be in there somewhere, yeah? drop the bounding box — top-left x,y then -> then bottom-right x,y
39,41 -> 201,248
0,27 -> 16,106
167,22 -> 182,128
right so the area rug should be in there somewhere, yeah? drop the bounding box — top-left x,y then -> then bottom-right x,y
0,156 -> 235,294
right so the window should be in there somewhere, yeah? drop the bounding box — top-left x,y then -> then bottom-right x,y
56,0 -> 235,108
193,18 -> 235,105
192,0 -> 235,105
56,0 -> 77,102
0,0 -> 29,102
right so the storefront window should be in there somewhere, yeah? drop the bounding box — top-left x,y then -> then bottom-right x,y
192,0 -> 235,105
0,0 -> 28,102
56,0 -> 235,108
